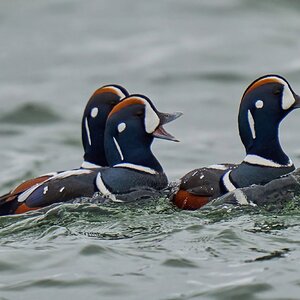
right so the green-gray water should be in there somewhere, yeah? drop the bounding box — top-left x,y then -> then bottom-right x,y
1,1 -> 300,299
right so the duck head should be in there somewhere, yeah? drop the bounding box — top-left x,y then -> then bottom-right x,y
81,84 -> 129,168
104,94 -> 182,173
238,75 -> 300,165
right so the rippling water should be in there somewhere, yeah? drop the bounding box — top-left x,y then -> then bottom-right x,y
1,0 -> 300,299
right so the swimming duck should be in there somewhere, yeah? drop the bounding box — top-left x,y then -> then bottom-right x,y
0,84 -> 129,214
173,75 -> 300,209
0,94 -> 181,214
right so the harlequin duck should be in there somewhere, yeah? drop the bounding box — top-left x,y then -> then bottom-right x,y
0,84 -> 129,215
81,84 -> 129,168
0,94 -> 182,214
173,75 -> 300,210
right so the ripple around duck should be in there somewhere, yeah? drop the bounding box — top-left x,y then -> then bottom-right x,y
0,102 -> 61,125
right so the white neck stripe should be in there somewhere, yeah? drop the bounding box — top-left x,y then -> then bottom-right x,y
113,163 -> 158,175
243,154 -> 293,168
222,170 -> 236,192
247,109 -> 256,139
81,161 -> 101,169
113,137 -> 124,161
85,117 -> 92,146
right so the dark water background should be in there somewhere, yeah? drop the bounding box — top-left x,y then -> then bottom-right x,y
1,0 -> 300,299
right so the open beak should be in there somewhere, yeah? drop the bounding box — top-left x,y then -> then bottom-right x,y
293,93 -> 300,109
157,111 -> 183,125
152,111 -> 183,142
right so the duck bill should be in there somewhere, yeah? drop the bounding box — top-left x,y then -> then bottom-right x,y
152,125 -> 179,142
157,111 -> 183,125
293,93 -> 300,109
152,111 -> 182,142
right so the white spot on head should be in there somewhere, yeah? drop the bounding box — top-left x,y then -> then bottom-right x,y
91,107 -> 99,118
255,100 -> 264,109
200,174 -> 204,179
247,109 -> 256,139
59,187 -> 65,193
118,122 -> 126,133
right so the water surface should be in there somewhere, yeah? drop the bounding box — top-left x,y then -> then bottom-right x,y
1,0 -> 300,299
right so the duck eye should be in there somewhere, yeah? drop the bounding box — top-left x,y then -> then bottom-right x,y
136,110 -> 144,117
273,87 -> 282,95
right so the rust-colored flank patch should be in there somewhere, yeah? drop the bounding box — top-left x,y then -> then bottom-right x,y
173,190 -> 210,210
15,203 -> 40,214
108,97 -> 145,118
11,176 -> 51,195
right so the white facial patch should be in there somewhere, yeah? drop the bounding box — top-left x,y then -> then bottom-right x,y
255,100 -> 264,109
127,96 -> 160,133
91,107 -> 99,118
118,122 -> 126,133
264,76 -> 295,110
282,84 -> 295,110
144,101 -> 160,133
247,109 -> 256,139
